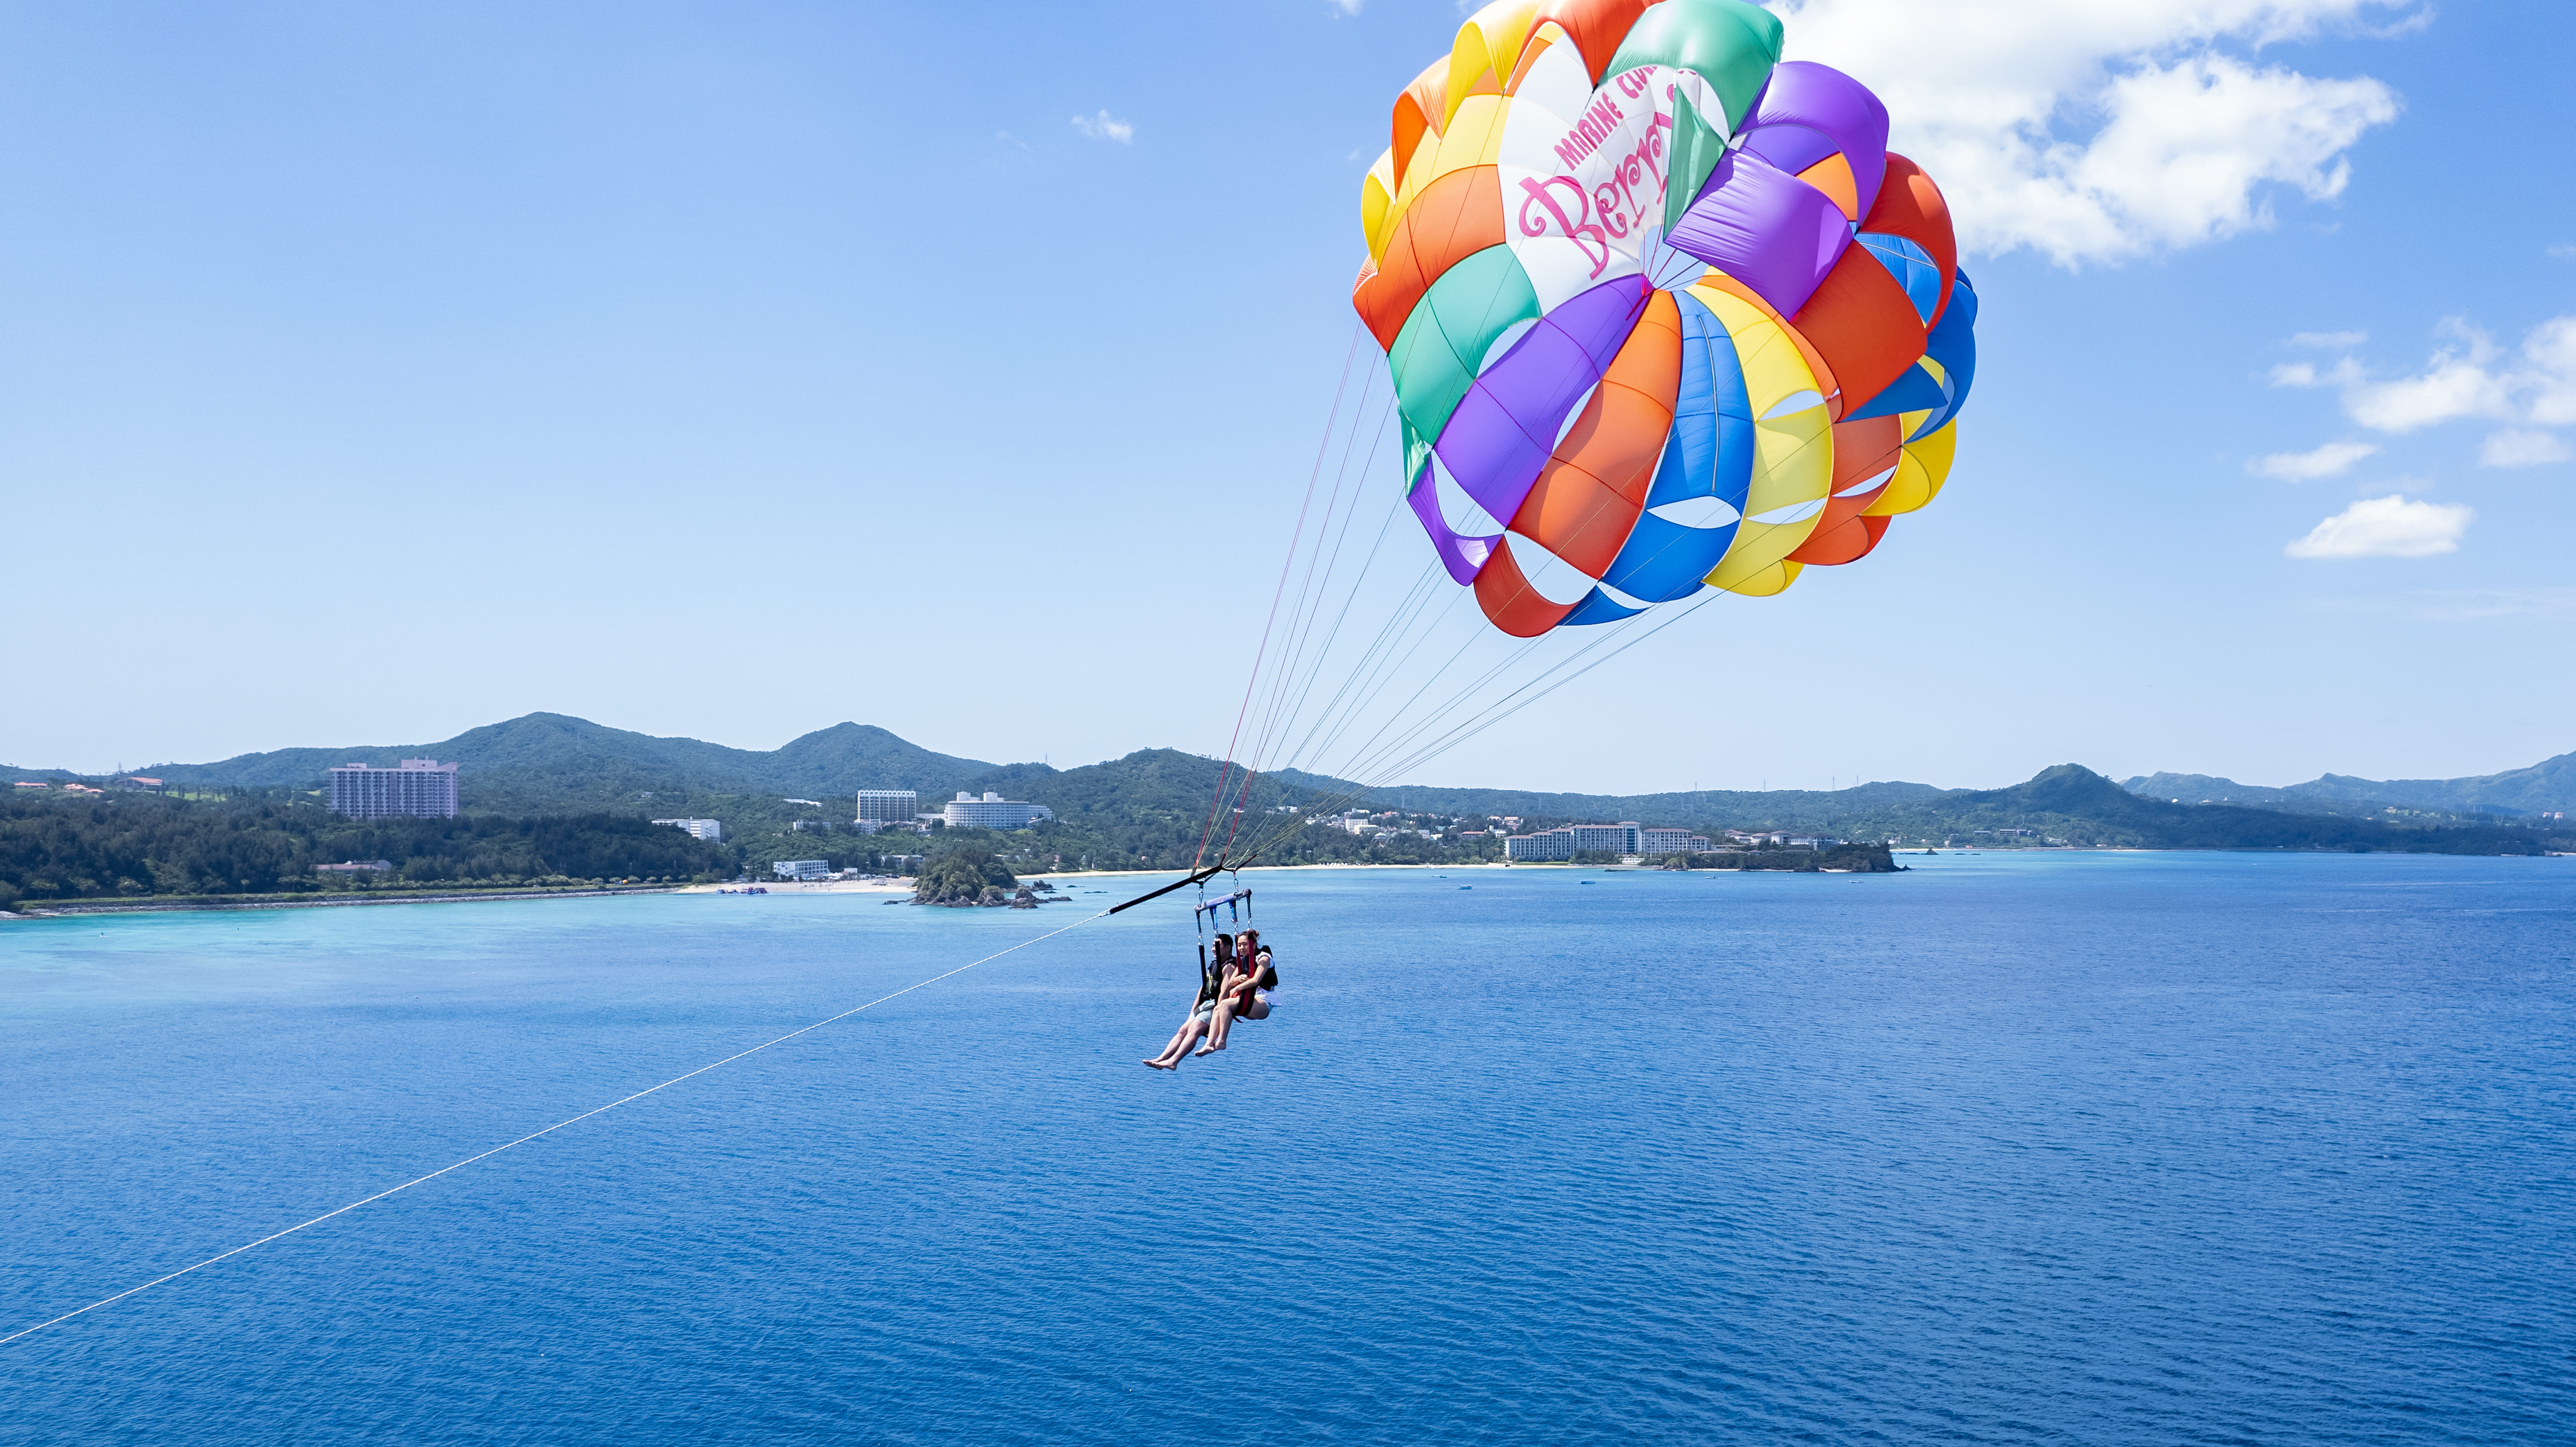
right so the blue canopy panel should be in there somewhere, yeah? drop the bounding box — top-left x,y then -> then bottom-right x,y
1601,506 -> 1739,604
1558,586 -> 1647,627
1839,359 -> 1949,421
1645,289 -> 1755,509
1855,232 -> 1942,323
1909,269 -> 1978,441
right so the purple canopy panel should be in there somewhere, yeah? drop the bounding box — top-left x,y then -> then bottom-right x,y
1431,275 -> 1650,527
1406,462 -> 1501,586
1736,62 -> 1890,220
1666,149 -> 1850,316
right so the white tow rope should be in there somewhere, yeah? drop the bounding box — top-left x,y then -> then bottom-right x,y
0,907 -> 1111,1347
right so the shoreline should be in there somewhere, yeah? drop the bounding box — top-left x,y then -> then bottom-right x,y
12,849 -> 2548,921
2,884 -> 687,919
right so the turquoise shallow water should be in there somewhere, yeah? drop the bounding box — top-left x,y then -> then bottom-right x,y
3,853 -> 2571,1444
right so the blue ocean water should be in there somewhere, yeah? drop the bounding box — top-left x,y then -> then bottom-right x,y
2,853 -> 2570,1444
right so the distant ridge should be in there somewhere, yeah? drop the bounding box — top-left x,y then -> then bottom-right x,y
1268,769 -> 1948,828
5,712 -> 2568,841
2123,749 -> 2576,817
72,713 -> 996,808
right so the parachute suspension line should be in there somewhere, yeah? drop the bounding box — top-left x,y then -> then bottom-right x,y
1227,604 -> 1678,869
1203,293 -> 1790,873
1208,350 -> 1383,869
1192,368 -> 1467,863
1195,322 -> 1368,869
1202,356 -> 1412,872
1276,553 -> 1445,769
1267,427 -> 1768,820
1256,441 -> 1411,776
1360,587 -> 1726,791
1223,380 -> 1403,828
0,908 -> 1115,1350
1232,536 -> 1737,867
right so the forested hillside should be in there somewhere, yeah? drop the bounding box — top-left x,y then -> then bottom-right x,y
96,713 -> 995,811
7,715 -> 2565,905
1863,766 -> 2562,852
0,791 -> 730,906
2124,749 -> 2576,817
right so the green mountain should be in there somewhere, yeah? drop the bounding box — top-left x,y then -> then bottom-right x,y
119,713 -> 994,810
1877,764 -> 2544,852
1265,762 -> 2553,854
8,715 -> 2566,867
1272,770 -> 1949,833
2124,751 -> 2576,818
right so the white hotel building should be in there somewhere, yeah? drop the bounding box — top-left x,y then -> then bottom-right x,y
942,791 -> 1053,830
856,789 -> 919,834
328,759 -> 460,820
1504,821 -> 1712,861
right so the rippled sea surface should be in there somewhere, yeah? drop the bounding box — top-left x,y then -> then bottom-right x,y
4,853 -> 2570,1444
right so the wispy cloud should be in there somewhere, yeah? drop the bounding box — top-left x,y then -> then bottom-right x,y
1765,0 -> 2409,265
2478,428 -> 2572,468
2288,330 -> 2367,348
2249,439 -> 2377,480
2408,588 -> 2576,621
1070,109 -> 1134,144
2548,244 -> 2576,260
2313,587 -> 2576,622
2285,494 -> 2472,558
2277,316 -> 2576,434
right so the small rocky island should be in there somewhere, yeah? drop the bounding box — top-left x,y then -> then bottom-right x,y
911,846 -> 1055,907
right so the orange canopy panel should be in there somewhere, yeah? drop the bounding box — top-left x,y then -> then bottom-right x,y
1536,0 -> 1654,80
1784,510 -> 1892,566
1859,154 -> 1957,325
1390,58 -> 1452,192
1789,246 -> 1927,418
1352,166 -> 1508,350
1473,535 -> 1581,637
1508,291 -> 1682,576
1828,413 -> 1902,494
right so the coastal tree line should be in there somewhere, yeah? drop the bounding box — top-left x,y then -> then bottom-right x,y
0,791 -> 731,905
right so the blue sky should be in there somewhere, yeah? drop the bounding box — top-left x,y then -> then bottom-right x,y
2,0 -> 2569,792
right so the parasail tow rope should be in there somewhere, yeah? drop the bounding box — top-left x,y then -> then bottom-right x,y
0,907 -> 1115,1349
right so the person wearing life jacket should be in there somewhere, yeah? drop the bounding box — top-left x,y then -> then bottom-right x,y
1196,927 -> 1275,1055
1143,934 -> 1232,1070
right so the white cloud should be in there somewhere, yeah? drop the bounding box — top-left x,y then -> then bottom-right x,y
2343,325 -> 2514,431
2269,356 -> 2361,389
2284,494 -> 2471,558
2548,244 -> 2576,260
2524,317 -> 2576,425
1071,110 -> 1134,143
1764,0 -> 2408,264
2310,588 -> 2576,621
2408,589 -> 2576,621
2288,330 -> 2367,348
2250,440 -> 2377,480
2479,428 -> 2572,468
2306,315 -> 2576,433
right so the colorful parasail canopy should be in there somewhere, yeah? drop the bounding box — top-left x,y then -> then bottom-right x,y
1354,0 -> 1978,637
